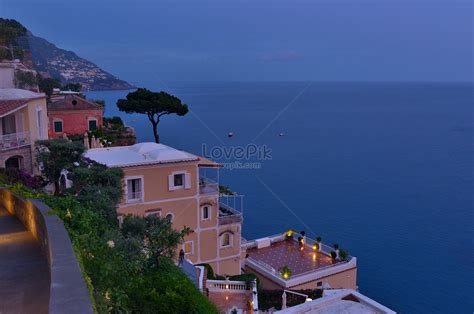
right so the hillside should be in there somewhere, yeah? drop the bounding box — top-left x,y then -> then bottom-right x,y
0,18 -> 134,91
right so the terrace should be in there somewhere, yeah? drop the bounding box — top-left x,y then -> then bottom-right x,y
0,131 -> 30,151
243,233 -> 357,289
218,195 -> 243,225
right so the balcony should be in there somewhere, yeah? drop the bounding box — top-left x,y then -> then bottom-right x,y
218,195 -> 243,225
0,132 -> 31,151
199,177 -> 219,195
125,191 -> 143,203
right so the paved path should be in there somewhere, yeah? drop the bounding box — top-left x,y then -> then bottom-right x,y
0,207 -> 49,314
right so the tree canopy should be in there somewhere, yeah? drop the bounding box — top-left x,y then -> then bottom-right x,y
35,139 -> 85,195
117,88 -> 189,143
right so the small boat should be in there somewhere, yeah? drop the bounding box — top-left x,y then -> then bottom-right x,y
228,132 -> 234,138
279,132 -> 285,137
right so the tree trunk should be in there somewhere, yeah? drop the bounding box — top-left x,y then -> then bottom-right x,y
152,121 -> 160,143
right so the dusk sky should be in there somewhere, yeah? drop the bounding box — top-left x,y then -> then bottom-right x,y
1,0 -> 472,83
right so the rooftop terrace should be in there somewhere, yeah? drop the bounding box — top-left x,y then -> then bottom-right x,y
243,233 -> 357,288
246,240 -> 334,276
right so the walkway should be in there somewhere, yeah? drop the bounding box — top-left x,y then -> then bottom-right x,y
0,207 -> 49,314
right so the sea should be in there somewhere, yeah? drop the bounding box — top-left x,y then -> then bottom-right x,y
86,81 -> 473,313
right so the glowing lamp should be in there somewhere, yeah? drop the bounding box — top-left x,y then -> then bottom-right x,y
312,244 -> 318,251
305,298 -> 313,302
283,273 -> 289,279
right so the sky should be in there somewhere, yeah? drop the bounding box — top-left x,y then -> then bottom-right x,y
1,0 -> 472,83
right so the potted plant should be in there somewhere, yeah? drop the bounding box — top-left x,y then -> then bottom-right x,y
330,251 -> 337,260
339,249 -> 348,261
280,265 -> 292,279
316,236 -> 322,252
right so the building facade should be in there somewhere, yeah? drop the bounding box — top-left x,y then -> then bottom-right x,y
48,95 -> 103,138
85,142 -> 244,275
0,88 -> 49,173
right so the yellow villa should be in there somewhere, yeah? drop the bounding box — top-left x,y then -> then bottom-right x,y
85,142 -> 244,275
0,88 -> 49,173
86,142 -> 358,291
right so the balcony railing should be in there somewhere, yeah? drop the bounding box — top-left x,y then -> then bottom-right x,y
199,177 -> 219,195
0,132 -> 30,151
218,195 -> 243,225
126,192 -> 143,203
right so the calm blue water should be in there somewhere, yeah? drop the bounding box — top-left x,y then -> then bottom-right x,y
87,82 -> 473,313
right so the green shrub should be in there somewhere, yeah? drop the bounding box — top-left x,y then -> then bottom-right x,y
339,249 -> 349,261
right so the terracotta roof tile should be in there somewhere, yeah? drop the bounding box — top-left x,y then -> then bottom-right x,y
0,99 -> 29,117
48,95 -> 104,111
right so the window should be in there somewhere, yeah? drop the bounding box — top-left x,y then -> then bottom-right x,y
37,107 -> 44,139
220,233 -> 232,248
5,156 -> 22,169
183,241 -> 193,255
88,119 -> 98,131
168,171 -> 191,191
126,177 -> 142,202
317,281 -> 322,287
54,120 -> 63,133
202,205 -> 211,220
145,210 -> 161,218
174,173 -> 184,187
2,114 -> 16,134
165,213 -> 174,223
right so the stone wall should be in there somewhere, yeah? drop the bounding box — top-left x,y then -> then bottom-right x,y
0,188 -> 93,314
0,145 -> 33,173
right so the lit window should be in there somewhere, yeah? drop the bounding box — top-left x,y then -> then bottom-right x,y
184,241 -> 193,254
127,178 -> 142,202
88,119 -> 97,131
54,120 -> 63,132
221,233 -> 232,248
174,173 -> 184,187
202,205 -> 210,220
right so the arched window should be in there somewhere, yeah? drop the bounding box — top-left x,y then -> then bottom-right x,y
201,205 -> 211,220
5,155 -> 22,169
165,213 -> 174,223
220,232 -> 232,248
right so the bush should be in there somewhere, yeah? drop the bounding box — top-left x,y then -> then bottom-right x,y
330,251 -> 337,259
0,168 -> 44,189
280,265 -> 292,279
339,249 -> 349,261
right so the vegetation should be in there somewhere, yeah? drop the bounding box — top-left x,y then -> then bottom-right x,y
339,249 -> 349,261
5,138 -> 218,313
0,18 -> 27,60
37,76 -> 62,97
36,139 -> 85,195
330,251 -> 337,259
280,265 -> 292,279
219,185 -> 234,195
117,88 -> 189,143
15,70 -> 38,89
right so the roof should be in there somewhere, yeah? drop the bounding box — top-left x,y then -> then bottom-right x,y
0,89 -> 46,117
276,289 -> 396,314
0,88 -> 45,100
48,95 -> 103,111
84,142 -> 201,168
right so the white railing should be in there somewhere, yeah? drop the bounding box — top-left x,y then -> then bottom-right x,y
218,195 -> 244,225
126,192 -> 143,202
199,177 -> 219,195
207,280 -> 248,292
0,131 -> 30,151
